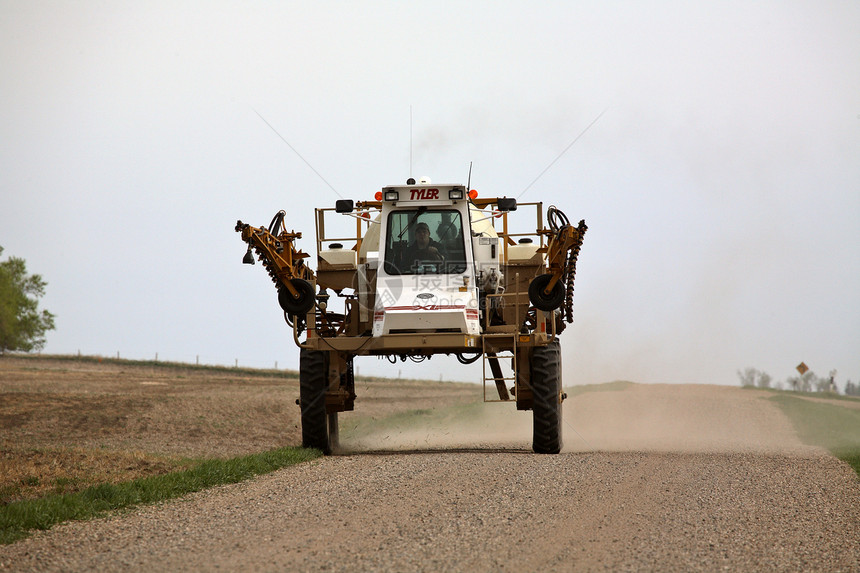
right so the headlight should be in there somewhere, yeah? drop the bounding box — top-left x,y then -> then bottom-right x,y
448,189 -> 464,200
383,190 -> 399,201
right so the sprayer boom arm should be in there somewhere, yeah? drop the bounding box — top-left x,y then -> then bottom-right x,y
235,220 -> 314,288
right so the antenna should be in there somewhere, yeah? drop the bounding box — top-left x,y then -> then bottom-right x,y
252,107 -> 343,199
467,161 -> 473,191
409,105 -> 413,179
517,107 -> 608,199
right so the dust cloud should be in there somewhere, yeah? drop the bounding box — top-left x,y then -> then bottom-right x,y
340,402 -> 533,454
338,382 -> 813,456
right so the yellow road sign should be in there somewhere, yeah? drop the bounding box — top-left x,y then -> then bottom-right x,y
796,362 -> 809,375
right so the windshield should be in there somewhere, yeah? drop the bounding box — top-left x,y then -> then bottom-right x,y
383,209 -> 467,275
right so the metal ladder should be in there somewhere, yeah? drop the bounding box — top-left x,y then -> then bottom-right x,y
482,333 -> 517,402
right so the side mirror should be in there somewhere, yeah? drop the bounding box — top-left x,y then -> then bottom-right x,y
497,197 -> 517,212
335,199 -> 354,213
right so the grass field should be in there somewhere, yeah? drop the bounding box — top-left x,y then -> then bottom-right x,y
769,393 -> 860,476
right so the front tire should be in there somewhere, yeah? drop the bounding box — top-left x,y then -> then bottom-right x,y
279,279 -> 316,316
299,349 -> 336,454
531,339 -> 563,454
528,274 -> 565,311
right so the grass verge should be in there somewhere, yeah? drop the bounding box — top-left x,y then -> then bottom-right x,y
770,394 -> 860,478
1,448 -> 194,504
0,446 -> 321,545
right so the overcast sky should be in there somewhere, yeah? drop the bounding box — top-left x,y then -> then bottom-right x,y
2,1 -> 858,388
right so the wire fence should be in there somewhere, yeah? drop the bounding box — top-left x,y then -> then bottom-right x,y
48,349 -> 291,372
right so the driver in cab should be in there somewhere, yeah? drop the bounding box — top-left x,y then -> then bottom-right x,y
400,221 -> 444,272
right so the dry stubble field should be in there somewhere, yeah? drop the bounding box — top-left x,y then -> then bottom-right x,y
0,355 -> 475,503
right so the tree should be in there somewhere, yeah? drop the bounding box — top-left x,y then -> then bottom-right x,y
737,367 -> 772,388
0,246 -> 56,353
786,370 -> 817,393
737,367 -> 757,387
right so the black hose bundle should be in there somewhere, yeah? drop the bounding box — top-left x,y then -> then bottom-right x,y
268,210 -> 286,234
546,206 -> 587,323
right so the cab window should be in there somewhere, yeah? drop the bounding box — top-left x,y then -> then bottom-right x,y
383,209 -> 466,275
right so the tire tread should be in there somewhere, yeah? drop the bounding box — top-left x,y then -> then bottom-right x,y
531,339 -> 562,454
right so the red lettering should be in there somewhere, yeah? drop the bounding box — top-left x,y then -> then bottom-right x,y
409,188 -> 440,200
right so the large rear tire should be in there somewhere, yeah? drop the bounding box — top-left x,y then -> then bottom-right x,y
299,349 -> 336,454
531,339 -> 563,454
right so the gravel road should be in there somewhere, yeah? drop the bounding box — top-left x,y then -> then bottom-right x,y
3,384 -> 859,572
